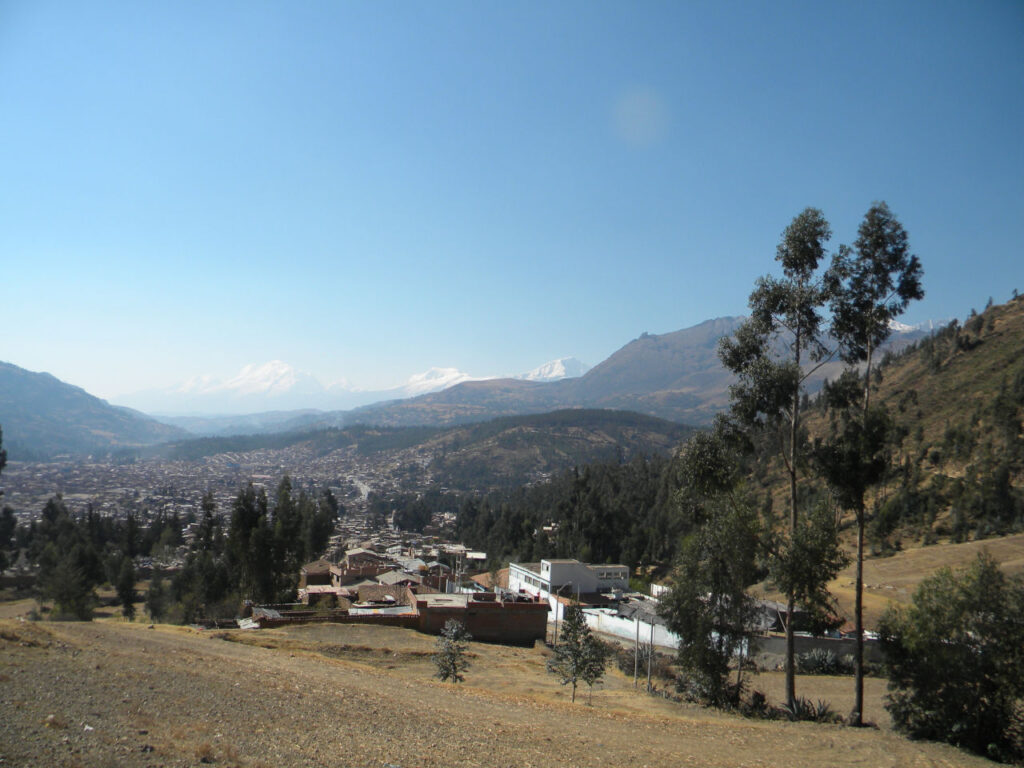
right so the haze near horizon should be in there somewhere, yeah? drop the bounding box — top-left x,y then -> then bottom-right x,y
2,1 -> 1022,402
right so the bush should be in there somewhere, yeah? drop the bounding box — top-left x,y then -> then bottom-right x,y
777,696 -> 842,724
880,553 -> 1024,763
614,644 -> 674,682
797,648 -> 849,675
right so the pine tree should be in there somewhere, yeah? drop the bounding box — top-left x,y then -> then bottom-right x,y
433,619 -> 472,683
116,556 -> 137,621
547,603 -> 606,703
146,569 -> 167,622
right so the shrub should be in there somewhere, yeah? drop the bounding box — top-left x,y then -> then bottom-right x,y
614,644 -> 674,682
777,695 -> 842,724
797,648 -> 847,675
880,553 -> 1024,763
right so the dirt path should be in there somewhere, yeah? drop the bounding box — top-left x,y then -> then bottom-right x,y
0,620 -> 993,768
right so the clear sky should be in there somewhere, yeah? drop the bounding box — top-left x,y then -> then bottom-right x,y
2,1 -> 1022,401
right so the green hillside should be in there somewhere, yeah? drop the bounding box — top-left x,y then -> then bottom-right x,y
161,409 -> 695,491
864,294 -> 1024,544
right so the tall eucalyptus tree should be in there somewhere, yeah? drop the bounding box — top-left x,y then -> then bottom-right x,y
821,201 -> 924,725
718,207 -> 841,707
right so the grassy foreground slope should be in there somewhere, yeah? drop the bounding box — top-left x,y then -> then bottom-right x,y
0,619 -> 995,768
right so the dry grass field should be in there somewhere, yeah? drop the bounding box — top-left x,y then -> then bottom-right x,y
754,531 -> 1024,627
0,616 -> 998,768
2,534 -> 1020,766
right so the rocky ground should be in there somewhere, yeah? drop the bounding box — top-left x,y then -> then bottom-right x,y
0,618 -> 994,768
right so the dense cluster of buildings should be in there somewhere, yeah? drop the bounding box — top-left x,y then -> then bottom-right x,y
246,546 -> 549,644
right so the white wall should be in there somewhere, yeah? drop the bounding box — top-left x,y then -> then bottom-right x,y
582,608 -> 680,650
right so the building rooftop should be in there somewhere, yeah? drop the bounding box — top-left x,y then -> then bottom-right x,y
416,594 -> 470,609
511,562 -> 542,575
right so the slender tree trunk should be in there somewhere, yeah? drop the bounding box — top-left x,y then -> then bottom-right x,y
786,330 -> 802,709
851,339 -> 873,727
853,504 -> 865,726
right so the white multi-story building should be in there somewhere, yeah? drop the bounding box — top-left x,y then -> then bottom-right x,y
508,558 -> 629,620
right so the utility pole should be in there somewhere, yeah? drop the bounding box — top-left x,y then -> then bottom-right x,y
552,583 -> 572,646
646,618 -> 654,692
633,608 -> 640,687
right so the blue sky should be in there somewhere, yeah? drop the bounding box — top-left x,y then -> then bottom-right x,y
2,1 -> 1022,401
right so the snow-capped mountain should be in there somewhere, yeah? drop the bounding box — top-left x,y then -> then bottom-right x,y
115,362 -> 489,416
117,361 -> 335,415
395,367 -> 484,397
518,357 -> 590,383
888,319 -> 917,333
219,360 -> 323,396
114,353 -> 597,418
173,361 -> 324,397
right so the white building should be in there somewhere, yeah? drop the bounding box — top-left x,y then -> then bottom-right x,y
508,559 -> 629,620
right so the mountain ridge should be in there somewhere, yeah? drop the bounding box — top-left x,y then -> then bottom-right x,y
0,314 -> 934,453
0,361 -> 188,459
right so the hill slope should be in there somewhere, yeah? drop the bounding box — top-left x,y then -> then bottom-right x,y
0,619 -> 992,768
162,409 -> 696,490
0,362 -> 188,459
346,317 -> 927,428
740,295 -> 1024,555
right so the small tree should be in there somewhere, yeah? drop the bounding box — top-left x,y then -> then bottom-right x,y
433,619 -> 472,683
581,637 -> 610,704
879,553 -> 1024,763
662,502 -> 762,704
116,556 -> 137,621
146,569 -> 167,622
547,603 -> 606,703
44,555 -> 94,620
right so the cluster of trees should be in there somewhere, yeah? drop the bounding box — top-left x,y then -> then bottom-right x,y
376,488 -> 458,533
455,454 -> 683,572
14,494 -> 181,620
0,463 -> 340,623
168,478 -> 340,622
663,206 -> 1021,761
663,203 -> 922,724
0,428 -> 17,576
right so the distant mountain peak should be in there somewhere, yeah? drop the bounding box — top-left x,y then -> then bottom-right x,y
518,357 -> 590,382
400,367 -> 484,396
221,360 -> 322,396
888,319 -> 920,333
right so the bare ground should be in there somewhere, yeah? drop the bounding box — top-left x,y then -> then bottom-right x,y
0,618 -> 995,768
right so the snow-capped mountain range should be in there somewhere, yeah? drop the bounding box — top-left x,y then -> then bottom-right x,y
115,358 -> 590,416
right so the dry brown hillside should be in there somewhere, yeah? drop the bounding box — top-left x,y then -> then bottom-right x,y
749,295 -> 1024,624
0,618 -> 997,768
